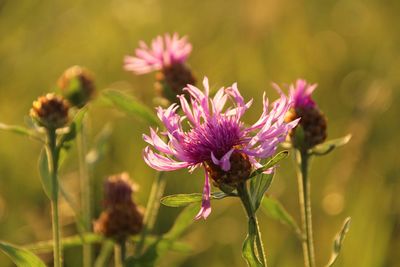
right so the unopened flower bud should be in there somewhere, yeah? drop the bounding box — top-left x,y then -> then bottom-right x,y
94,173 -> 143,241
30,93 -> 70,129
205,151 -> 252,189
57,65 -> 95,108
155,63 -> 196,104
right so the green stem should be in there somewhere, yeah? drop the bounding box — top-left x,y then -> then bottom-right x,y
114,241 -> 126,267
238,182 -> 267,267
295,149 -> 315,267
47,129 -> 62,267
134,171 -> 166,255
78,115 -> 92,267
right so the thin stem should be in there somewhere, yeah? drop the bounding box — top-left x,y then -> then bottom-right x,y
47,129 -> 62,267
295,149 -> 315,267
78,115 -> 92,267
113,244 -> 122,267
237,182 -> 267,267
134,171 -> 166,255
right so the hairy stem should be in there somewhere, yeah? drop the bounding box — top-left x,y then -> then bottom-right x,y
238,182 -> 267,266
134,171 -> 166,255
295,149 -> 315,267
47,129 -> 62,267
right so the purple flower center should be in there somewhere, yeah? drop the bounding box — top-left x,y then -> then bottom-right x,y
182,116 -> 244,164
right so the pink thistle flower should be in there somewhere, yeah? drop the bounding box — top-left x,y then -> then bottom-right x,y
290,79 -> 318,109
143,77 -> 299,220
124,33 -> 192,75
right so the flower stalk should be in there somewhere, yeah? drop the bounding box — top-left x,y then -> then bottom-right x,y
237,182 -> 267,267
295,149 -> 315,267
114,241 -> 126,267
46,128 -> 62,267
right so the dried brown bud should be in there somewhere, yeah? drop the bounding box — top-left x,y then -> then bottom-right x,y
104,172 -> 137,207
94,173 -> 143,241
154,63 -> 196,104
30,93 -> 70,129
206,151 -> 252,189
285,106 -> 327,149
57,65 -> 95,108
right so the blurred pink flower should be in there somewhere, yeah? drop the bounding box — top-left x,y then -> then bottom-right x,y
124,33 -> 192,75
290,79 -> 318,109
143,77 -> 299,220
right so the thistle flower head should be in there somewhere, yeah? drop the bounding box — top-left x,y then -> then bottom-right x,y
57,65 -> 96,108
285,79 -> 327,149
30,93 -> 70,129
103,172 -> 137,207
124,33 -> 192,75
143,77 -> 299,220
290,79 -> 317,109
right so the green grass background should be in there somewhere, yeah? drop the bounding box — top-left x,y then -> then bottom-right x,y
0,0 -> 399,266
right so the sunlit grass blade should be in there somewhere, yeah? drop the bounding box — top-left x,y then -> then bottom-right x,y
0,241 -> 46,267
326,217 -> 351,267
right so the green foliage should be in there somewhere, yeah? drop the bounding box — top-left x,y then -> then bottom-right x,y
38,148 -> 53,199
261,197 -> 303,240
0,241 -> 46,267
160,191 -> 229,207
326,217 -> 351,267
250,173 -> 274,212
242,220 -> 263,267
310,134 -> 352,156
248,151 -> 289,179
125,205 -> 198,267
102,90 -> 160,127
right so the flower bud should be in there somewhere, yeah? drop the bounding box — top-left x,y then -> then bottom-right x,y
30,93 -> 70,129
94,173 -> 143,241
57,65 -> 95,108
154,63 -> 196,104
205,151 -> 252,189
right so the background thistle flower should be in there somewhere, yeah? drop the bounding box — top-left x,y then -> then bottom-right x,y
57,65 -> 96,108
30,93 -> 70,129
94,173 -> 143,242
124,33 -> 196,104
143,77 -> 299,219
284,80 -> 327,150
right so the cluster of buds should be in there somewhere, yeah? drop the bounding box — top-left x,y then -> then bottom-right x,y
124,33 -> 196,104
285,80 -> 327,150
30,93 -> 70,129
94,173 -> 143,242
57,65 -> 96,108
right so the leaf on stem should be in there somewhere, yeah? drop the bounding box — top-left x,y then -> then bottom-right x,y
101,89 -> 160,127
248,151 -> 289,179
242,219 -> 263,267
38,148 -> 53,199
325,217 -> 351,267
125,205 -> 198,267
58,108 -> 87,147
0,241 -> 46,267
261,197 -> 303,240
310,134 -> 352,156
250,173 -> 274,211
0,123 -> 42,141
160,191 -> 230,207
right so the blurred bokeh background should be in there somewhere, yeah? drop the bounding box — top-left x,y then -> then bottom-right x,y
1,0 -> 399,266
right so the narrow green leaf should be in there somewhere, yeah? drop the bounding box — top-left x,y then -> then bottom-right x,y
242,234 -> 263,267
86,123 -> 113,166
160,191 -> 229,207
249,151 -> 289,179
102,89 -> 160,126
0,241 -> 46,267
0,123 -> 42,141
94,240 -> 114,267
250,173 -> 274,211
24,233 -> 103,254
125,205 -> 198,267
261,197 -> 303,240
326,217 -> 351,267
38,148 -> 53,199
311,134 -> 352,156
58,108 -> 87,147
